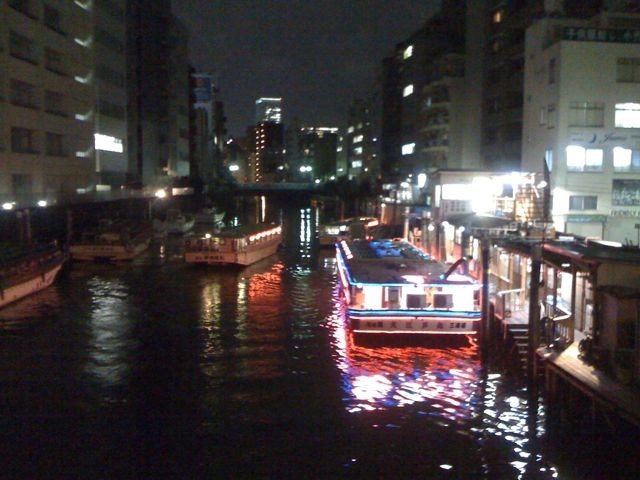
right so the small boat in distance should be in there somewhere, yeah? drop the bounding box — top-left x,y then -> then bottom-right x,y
336,238 -> 482,335
318,216 -> 379,247
70,219 -> 153,262
0,242 -> 66,309
153,209 -> 195,235
184,223 -> 282,266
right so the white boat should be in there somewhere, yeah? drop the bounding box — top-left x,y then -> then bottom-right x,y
70,219 -> 153,262
0,242 -> 66,309
184,223 -> 282,266
336,238 -> 482,334
318,216 -> 379,247
153,209 -> 195,235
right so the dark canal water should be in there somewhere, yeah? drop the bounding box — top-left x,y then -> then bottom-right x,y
1,203 -> 638,479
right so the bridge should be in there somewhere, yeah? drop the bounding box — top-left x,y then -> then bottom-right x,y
231,182 -> 328,196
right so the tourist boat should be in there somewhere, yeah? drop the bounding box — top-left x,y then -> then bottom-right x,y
184,223 -> 282,266
317,216 -> 379,247
0,242 -> 66,309
153,209 -> 195,235
70,219 -> 153,262
336,238 -> 482,334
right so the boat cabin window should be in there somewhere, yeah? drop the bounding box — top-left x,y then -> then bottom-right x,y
388,288 -> 400,303
407,293 -> 425,309
433,293 -> 453,309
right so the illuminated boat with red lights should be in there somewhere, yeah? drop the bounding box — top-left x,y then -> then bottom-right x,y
318,217 -> 379,247
184,223 -> 282,266
336,238 -> 482,334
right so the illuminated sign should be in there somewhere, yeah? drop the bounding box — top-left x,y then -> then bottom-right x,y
94,134 -> 123,153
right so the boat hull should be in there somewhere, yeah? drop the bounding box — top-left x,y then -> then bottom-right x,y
346,308 -> 480,334
70,238 -> 150,262
0,262 -> 63,309
185,239 -> 279,266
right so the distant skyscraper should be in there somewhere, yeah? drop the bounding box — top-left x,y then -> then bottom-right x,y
255,97 -> 283,124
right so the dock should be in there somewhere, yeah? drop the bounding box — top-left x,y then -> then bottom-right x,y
540,343 -> 640,429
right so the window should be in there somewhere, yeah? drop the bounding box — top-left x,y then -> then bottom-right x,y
493,10 -> 503,24
44,4 -> 64,34
548,58 -> 556,84
545,149 -> 553,172
353,134 -> 363,144
569,195 -> 597,210
615,103 -> 640,128
613,147 -> 640,171
351,160 -> 362,168
569,102 -> 604,127
403,45 -> 413,60
10,79 -> 38,109
402,143 -> 415,155
9,0 -> 37,19
547,104 -> 556,128
44,48 -> 65,75
617,58 -> 640,83
353,146 -> 363,155
347,126 -> 354,133
45,91 -> 66,116
565,146 -> 603,172
539,107 -> 547,125
11,127 -> 39,154
403,84 -> 414,97
9,31 -> 38,64
45,132 -> 65,156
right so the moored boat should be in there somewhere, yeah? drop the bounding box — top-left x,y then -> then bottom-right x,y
317,216 -> 379,247
153,209 -> 195,235
184,223 -> 282,266
336,238 -> 481,334
70,219 -> 153,262
0,242 -> 66,309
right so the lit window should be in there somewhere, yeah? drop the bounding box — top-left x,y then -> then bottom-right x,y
493,10 -> 503,23
615,103 -> 640,128
403,45 -> 413,60
402,143 -> 415,155
403,84 -> 414,97
351,160 -> 362,168
565,146 -> 602,172
585,148 -> 603,171
545,149 -> 553,172
353,146 -> 363,155
613,147 -> 632,170
566,145 -> 585,170
347,126 -> 354,133
353,134 -> 363,143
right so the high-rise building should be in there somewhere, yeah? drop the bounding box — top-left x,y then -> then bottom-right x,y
127,0 -> 190,188
255,97 -> 282,124
346,98 -> 378,181
250,122 -> 285,183
1,0 -> 95,206
92,0 -> 128,189
295,127 -> 339,181
192,73 -> 226,185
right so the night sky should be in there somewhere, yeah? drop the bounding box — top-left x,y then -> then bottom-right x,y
173,0 -> 440,137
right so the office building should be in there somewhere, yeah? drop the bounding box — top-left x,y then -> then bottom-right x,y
255,97 -> 282,124
1,0 -> 95,206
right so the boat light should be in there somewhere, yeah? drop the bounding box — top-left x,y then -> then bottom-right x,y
155,189 -> 167,199
2,202 -> 15,210
366,219 -> 379,228
204,233 -> 211,239
37,200 -> 48,207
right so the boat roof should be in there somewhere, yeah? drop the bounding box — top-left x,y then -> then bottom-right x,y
323,216 -> 377,227
338,239 -> 476,285
204,223 -> 280,239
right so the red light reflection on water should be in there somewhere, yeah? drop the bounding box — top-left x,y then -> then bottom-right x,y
328,285 -> 482,423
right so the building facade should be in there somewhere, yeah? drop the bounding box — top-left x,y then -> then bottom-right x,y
127,0 -> 190,189
522,12 -> 640,243
1,0 -> 96,206
255,97 -> 282,124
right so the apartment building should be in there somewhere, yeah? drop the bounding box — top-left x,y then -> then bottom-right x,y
522,12 -> 640,243
1,0 -> 95,206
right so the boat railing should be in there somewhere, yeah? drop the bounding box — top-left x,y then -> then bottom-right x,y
494,288 -> 526,319
542,301 -> 572,346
